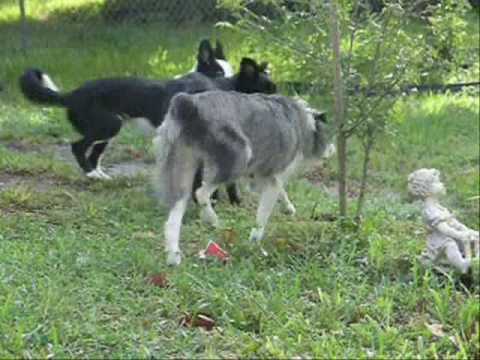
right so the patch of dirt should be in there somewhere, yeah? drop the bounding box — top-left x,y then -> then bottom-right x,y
4,140 -> 152,180
4,140 -> 68,158
5,141 -> 43,153
304,164 -> 369,199
304,165 -> 406,205
47,143 -> 152,178
0,173 -> 21,192
320,182 -> 363,199
52,143 -> 74,163
0,173 -> 65,193
106,161 -> 151,178
303,164 -> 344,198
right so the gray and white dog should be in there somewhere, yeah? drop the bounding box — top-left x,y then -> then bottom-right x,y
153,90 -> 333,265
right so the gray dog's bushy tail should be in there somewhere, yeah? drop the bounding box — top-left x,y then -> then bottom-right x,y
152,93 -> 199,208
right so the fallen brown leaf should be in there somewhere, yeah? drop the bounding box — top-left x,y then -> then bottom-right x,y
147,273 -> 169,288
179,313 -> 216,331
221,228 -> 238,247
425,323 -> 446,338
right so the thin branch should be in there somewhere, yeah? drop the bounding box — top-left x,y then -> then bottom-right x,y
345,0 -> 361,81
236,5 -> 330,67
355,124 -> 375,218
343,0 -> 362,119
345,65 -> 407,137
349,8 -> 394,117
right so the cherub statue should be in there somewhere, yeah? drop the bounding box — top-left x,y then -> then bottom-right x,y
408,168 -> 479,274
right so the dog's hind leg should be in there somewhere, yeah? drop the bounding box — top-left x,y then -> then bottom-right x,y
165,195 -> 189,266
226,183 -> 241,205
83,109 -> 122,179
192,167 -> 222,205
279,187 -> 296,215
192,167 -> 203,203
276,155 -> 301,215
195,182 -> 220,227
71,138 -> 96,176
249,178 -> 281,242
88,141 -> 111,180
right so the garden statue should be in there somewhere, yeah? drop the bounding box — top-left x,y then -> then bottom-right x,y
408,168 -> 479,274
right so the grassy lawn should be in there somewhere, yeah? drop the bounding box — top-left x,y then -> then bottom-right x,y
1,2 -> 479,358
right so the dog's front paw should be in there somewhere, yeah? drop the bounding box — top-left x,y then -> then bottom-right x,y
86,169 -> 112,180
86,169 -> 104,180
166,251 -> 182,266
200,209 -> 220,228
249,227 -> 264,242
97,167 -> 112,180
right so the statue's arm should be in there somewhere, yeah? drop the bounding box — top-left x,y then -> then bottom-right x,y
436,221 -> 479,259
449,218 -> 471,232
451,219 -> 479,242
435,221 -> 470,242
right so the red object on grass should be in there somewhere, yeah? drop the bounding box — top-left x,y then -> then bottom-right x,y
199,241 -> 230,262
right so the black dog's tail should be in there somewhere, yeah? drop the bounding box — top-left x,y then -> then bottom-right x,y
19,68 -> 67,107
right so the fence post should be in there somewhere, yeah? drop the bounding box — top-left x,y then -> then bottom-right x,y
19,0 -> 28,53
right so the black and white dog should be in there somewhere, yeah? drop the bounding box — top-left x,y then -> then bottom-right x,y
19,58 -> 276,180
153,91 -> 333,265
173,39 -> 234,80
191,39 -> 234,78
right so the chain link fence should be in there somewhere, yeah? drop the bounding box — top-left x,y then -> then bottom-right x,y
102,0 -> 224,23
0,0 -> 299,97
6,0 -> 479,54
3,0 -> 292,54
1,1 -> 478,93
5,0 -> 234,53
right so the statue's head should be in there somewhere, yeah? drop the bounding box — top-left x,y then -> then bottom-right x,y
408,168 -> 446,199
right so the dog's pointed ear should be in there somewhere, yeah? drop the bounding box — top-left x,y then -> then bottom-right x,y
259,61 -> 270,73
214,40 -> 226,60
239,58 -> 259,78
314,111 -> 327,126
198,39 -> 215,63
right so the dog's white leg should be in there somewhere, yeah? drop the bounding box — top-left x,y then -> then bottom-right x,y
96,153 -> 111,180
92,141 -> 112,180
96,168 -> 112,180
165,195 -> 189,266
250,178 -> 281,242
86,169 -> 104,180
195,183 -> 220,227
276,155 -> 300,216
84,140 -> 112,180
280,187 -> 296,216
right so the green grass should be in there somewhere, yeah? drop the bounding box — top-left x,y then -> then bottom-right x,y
1,2 -> 479,358
0,176 -> 479,358
345,93 -> 480,225
0,0 -> 104,22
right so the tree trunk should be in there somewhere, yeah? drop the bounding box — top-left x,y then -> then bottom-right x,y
329,0 -> 348,217
356,129 -> 375,219
19,0 -> 28,53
